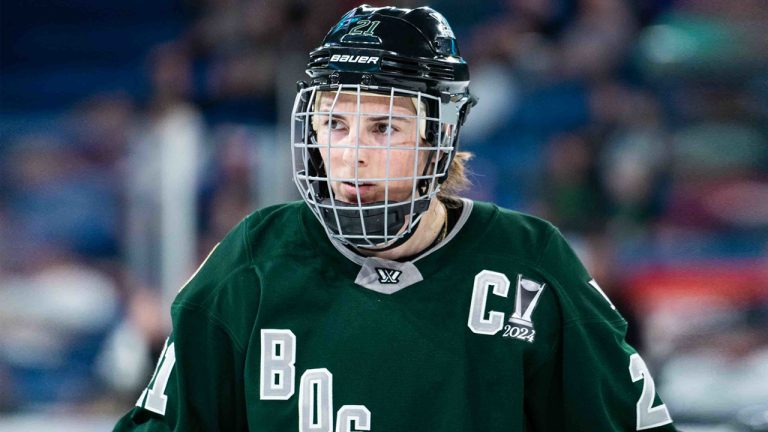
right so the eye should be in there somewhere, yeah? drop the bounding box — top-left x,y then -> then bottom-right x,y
374,122 -> 398,135
322,118 -> 345,131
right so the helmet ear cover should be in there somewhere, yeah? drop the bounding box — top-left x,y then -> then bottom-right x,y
430,93 -> 476,186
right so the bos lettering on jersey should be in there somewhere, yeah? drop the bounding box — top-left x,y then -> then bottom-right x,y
260,329 -> 372,432
467,270 -> 546,343
330,54 -> 380,64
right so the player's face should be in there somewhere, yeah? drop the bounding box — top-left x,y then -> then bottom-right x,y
313,92 -> 429,204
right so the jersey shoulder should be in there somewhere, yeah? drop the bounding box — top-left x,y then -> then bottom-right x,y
245,200 -> 309,258
174,200 -> 307,302
468,201 -> 622,324
170,202 -> 307,344
173,213 -> 254,308
468,200 -> 557,264
174,202 -> 302,307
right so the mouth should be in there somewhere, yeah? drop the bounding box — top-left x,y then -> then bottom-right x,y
338,181 -> 377,203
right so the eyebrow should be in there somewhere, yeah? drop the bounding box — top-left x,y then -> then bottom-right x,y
318,113 -> 410,123
367,115 -> 408,122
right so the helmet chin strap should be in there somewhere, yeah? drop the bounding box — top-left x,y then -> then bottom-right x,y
317,197 -> 431,250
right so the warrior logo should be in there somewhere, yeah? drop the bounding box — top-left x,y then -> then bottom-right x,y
376,268 -> 402,284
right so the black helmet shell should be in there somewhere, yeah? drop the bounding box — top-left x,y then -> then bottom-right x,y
306,5 -> 470,96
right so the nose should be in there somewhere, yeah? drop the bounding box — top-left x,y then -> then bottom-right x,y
340,122 -> 372,168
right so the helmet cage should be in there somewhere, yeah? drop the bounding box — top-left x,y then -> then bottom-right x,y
291,83 -> 461,249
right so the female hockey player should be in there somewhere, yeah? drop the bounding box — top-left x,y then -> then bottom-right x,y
115,5 -> 677,431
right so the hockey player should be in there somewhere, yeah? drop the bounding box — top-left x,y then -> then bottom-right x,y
115,5 -> 677,431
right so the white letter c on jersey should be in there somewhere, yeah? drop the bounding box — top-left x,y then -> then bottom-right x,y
468,270 -> 510,335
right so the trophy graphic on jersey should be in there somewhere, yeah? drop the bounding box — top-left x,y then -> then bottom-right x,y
507,275 -> 546,328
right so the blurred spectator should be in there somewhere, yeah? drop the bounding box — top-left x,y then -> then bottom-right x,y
126,42 -> 203,305
3,134 -> 120,261
536,129 -> 609,233
198,125 -> 260,248
0,250 -> 119,407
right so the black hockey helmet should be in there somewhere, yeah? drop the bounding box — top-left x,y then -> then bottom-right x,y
305,5 -> 472,101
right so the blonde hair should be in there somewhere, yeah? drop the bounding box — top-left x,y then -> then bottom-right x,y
437,151 -> 472,208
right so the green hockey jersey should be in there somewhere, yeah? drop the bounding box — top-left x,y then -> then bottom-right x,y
114,200 -> 677,431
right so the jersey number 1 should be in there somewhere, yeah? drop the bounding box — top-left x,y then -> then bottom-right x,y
136,339 -> 176,415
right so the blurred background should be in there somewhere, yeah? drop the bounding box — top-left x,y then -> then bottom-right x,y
1,0 -> 767,430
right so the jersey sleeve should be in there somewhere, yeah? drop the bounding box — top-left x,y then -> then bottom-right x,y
525,227 -> 677,431
113,217 -> 257,431
112,304 -> 247,431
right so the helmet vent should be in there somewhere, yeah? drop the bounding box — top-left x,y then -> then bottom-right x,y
309,52 -> 330,68
381,55 -> 454,80
422,63 -> 455,80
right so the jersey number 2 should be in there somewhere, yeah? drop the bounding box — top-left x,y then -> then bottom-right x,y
629,353 -> 672,430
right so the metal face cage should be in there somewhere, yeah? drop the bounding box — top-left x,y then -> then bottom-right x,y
291,83 -> 460,250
